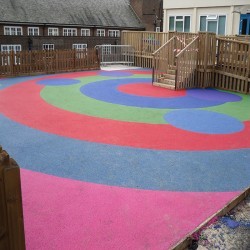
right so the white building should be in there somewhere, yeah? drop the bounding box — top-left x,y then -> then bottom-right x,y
163,0 -> 250,35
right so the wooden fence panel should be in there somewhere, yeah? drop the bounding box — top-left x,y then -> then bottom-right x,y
0,48 -> 100,77
121,31 -> 169,68
215,38 -> 250,93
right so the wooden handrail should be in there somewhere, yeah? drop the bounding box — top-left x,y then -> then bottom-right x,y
152,36 -> 176,55
176,36 -> 199,58
217,37 -> 250,45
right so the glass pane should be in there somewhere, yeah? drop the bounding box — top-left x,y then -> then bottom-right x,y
176,21 -> 183,32
200,16 -> 207,31
184,16 -> 190,32
176,16 -> 183,20
169,17 -> 175,31
218,16 -> 226,35
207,21 -> 217,33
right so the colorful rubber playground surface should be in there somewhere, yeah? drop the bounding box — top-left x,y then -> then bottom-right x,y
0,68 -> 249,249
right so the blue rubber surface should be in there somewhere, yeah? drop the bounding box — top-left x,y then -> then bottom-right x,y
165,110 -> 244,134
81,78 -> 240,109
1,114 -> 249,192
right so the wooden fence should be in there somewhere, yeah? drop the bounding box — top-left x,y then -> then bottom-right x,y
196,32 -> 217,88
0,146 -> 26,250
215,38 -> 250,93
122,31 -> 169,68
0,48 -> 100,77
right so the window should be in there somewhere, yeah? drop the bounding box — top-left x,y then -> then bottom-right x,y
96,29 -> 105,37
4,26 -> 22,35
48,28 -> 59,36
81,29 -> 90,36
168,16 -> 190,32
1,45 -> 22,65
199,15 -> 226,35
28,27 -> 39,36
108,30 -> 120,37
43,44 -> 54,50
72,44 -> 88,50
63,28 -> 77,36
1,44 -> 21,53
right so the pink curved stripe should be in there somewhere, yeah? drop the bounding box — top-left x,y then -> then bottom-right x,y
21,169 -> 239,250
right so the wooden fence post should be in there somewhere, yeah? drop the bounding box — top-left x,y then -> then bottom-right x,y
246,44 -> 250,94
0,146 -> 26,250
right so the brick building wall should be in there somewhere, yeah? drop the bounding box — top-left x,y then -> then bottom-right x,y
0,24 -> 126,51
130,0 -> 163,31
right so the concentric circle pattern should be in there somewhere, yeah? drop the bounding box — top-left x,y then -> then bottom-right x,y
0,69 -> 250,192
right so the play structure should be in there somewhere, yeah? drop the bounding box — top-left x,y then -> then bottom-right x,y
122,31 -> 250,94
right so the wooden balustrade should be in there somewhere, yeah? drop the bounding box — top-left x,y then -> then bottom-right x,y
175,36 -> 199,89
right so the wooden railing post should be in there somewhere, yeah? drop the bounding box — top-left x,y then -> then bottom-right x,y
0,146 -> 26,250
246,43 -> 250,94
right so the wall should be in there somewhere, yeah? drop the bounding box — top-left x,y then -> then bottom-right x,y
163,0 -> 250,35
163,0 -> 250,9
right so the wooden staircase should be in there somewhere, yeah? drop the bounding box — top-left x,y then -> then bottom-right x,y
152,35 -> 199,91
153,68 -> 176,90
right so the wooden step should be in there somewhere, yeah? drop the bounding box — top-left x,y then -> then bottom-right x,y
163,78 -> 175,85
161,73 -> 176,80
153,82 -> 176,90
165,69 -> 176,76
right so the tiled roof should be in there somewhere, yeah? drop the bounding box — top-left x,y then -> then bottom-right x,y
0,0 -> 144,29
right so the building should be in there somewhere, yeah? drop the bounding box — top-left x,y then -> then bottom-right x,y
163,0 -> 250,35
0,0 -> 144,53
130,0 -> 163,31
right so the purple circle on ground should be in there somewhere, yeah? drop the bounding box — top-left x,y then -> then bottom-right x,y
164,110 -> 244,134
99,71 -> 133,77
37,79 -> 81,86
187,89 -> 242,102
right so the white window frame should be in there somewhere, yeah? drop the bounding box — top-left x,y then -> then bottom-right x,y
28,27 -> 39,36
43,44 -> 54,50
1,44 -> 22,65
81,29 -> 90,36
72,44 -> 88,50
96,29 -> 105,37
4,26 -> 23,35
108,30 -> 120,37
199,14 -> 227,35
168,15 -> 191,32
48,27 -> 59,36
63,28 -> 77,36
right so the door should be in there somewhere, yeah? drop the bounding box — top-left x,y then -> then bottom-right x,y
239,14 -> 250,35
